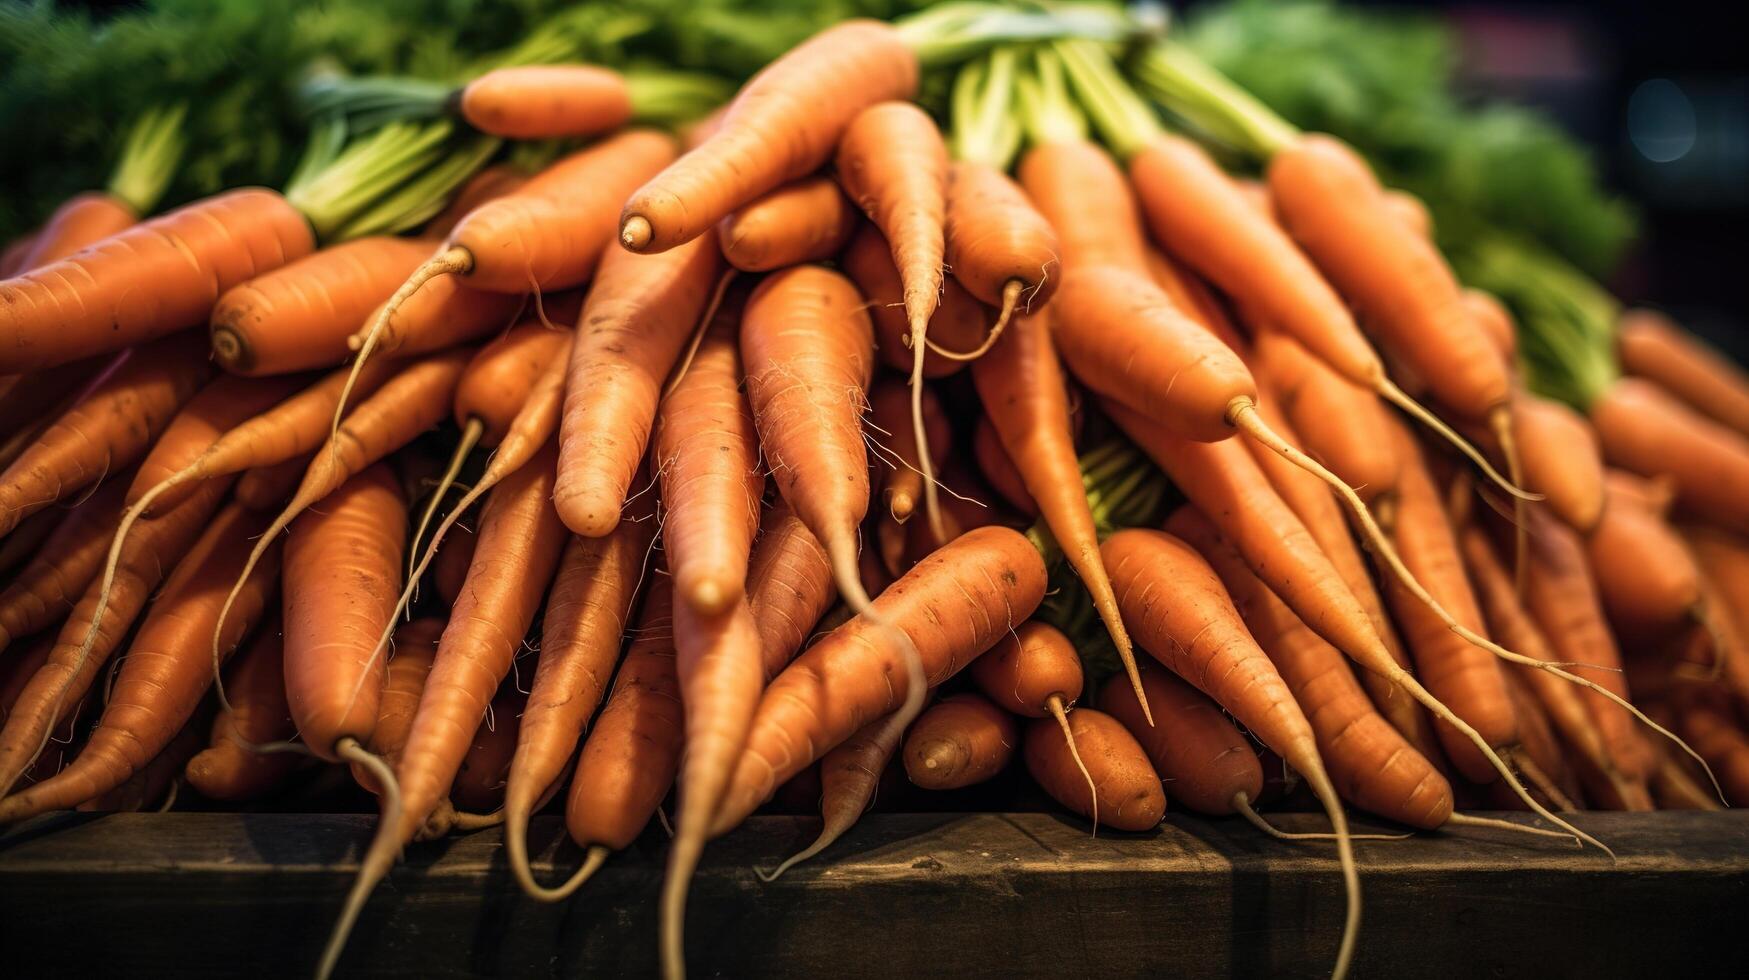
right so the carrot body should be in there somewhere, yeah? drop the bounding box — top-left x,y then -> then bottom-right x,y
1131,134 -> 1382,387
0,188 -> 314,372
459,65 -> 632,139
554,237 -> 722,537
128,373 -> 309,513
618,19 -> 918,253
0,331 -> 209,538
656,312 -> 763,615
969,622 -> 1084,719
1269,135 -> 1507,419
1379,425 -> 1516,783
357,276 -> 525,359
1464,289 -> 1517,365
1513,392 -> 1606,532
1618,308 -> 1749,436
450,686 -> 524,813
0,357 -> 109,450
393,441 -> 567,842
1592,378 -> 1749,535
235,454 -> 310,511
210,237 -> 435,375
1024,708 -> 1165,831
740,265 -> 876,597
0,478 -> 128,652
837,102 -> 948,336
1587,478 -> 1703,637
711,526 -> 1048,835
184,621 -> 300,802
567,575 -> 681,850
18,192 -> 138,269
1017,140 -> 1149,274
718,176 -> 857,272
870,376 -> 948,524
453,323 -> 571,445
0,502 -> 281,821
840,224 -> 986,377
944,160 -> 1060,310
747,501 -> 836,681
354,618 -> 442,793
904,693 -> 1018,790
1252,330 -> 1399,501
1099,660 -> 1261,816
424,165 -> 529,239
281,463 -> 406,760
1170,506 -> 1453,828
972,417 -> 1037,518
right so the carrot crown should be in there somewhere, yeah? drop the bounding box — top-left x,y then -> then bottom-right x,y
1055,39 -> 1162,162
1015,47 -> 1087,147
106,103 -> 188,216
948,47 -> 1022,171
895,2 -> 1141,67
282,116 -> 498,242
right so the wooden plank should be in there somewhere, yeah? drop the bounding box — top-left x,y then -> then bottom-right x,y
2,811 -> 1747,977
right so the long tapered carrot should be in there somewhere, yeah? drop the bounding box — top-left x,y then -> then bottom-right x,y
554,237 -> 723,537
1592,378 -> 1749,535
747,500 -> 836,681
0,477 -> 128,654
710,526 -> 1047,836
618,19 -> 918,253
972,310 -> 1147,722
353,618 -> 443,794
459,65 -> 633,139
1251,330 -> 1400,502
17,192 -> 138,269
718,176 -> 857,272
184,619 -> 300,802
1618,308 -> 1749,436
0,188 -> 315,372
656,311 -> 763,615
0,331 -> 210,538
759,712 -> 908,880
0,502 -> 281,822
841,223 -> 988,379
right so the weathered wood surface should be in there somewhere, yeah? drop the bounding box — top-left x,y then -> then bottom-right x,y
2,811 -> 1746,977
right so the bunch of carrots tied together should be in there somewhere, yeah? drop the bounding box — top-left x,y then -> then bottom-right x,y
3,6 -> 1748,980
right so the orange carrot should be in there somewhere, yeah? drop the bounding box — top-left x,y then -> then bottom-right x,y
554,237 -> 723,537
209,237 -> 437,375
1464,289 -> 1517,366
0,357 -> 110,453
656,311 -> 763,615
746,500 -> 836,682
972,416 -> 1037,518
0,331 -> 210,538
967,620 -> 1098,814
1251,330 -> 1399,502
759,707 -> 904,881
17,192 -> 138,269
184,619 -> 300,802
459,65 -> 632,139
0,477 -> 128,654
128,373 -> 312,515
0,507 -> 57,581
0,188 -> 315,372
1592,377 -> 1749,535
1099,660 -> 1261,816
433,518 -> 476,608
350,276 -> 525,360
1617,308 -> 1749,437
1511,392 -> 1605,533
943,159 -> 1061,341
1017,138 -> 1149,274
869,375 -> 948,525
718,175 -> 857,272
353,617 -> 443,794
841,223 -> 987,378
448,684 -> 524,814
1586,473 -> 1709,639
618,19 -> 917,253
423,165 -> 529,238
710,526 -> 1047,836
904,693 -> 1018,790
234,453 -> 311,511
1024,707 -> 1165,832
0,501 -> 282,822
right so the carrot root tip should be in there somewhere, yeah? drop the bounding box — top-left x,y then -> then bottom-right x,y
621,215 -> 653,251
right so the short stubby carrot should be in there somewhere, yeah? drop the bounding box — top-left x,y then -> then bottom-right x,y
904,693 -> 1019,790
1513,392 -> 1606,533
718,175 -> 857,272
459,65 -> 633,140
967,621 -> 1099,813
944,160 -> 1060,335
18,192 -> 138,269
1099,659 -> 1261,817
184,621 -> 301,803
209,236 -> 436,375
554,236 -> 723,537
1024,708 -> 1165,832
0,188 -> 315,372
710,526 -> 1048,836
618,19 -> 918,253
1617,308 -> 1749,437
840,223 -> 987,379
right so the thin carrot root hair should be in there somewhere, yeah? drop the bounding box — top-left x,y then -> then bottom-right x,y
1695,603 -> 1730,682
1232,793 -> 1412,841
757,722 -> 902,884
1510,747 -> 1578,813
1046,694 -> 1098,835
1444,811 -> 1578,840
316,736 -> 403,980
1375,379 -> 1536,501
512,840 -> 610,903
925,279 -> 1023,362
410,419 -> 483,581
1226,399 -> 1674,845
908,316 -> 946,546
335,245 -> 474,437
1489,407 -> 1529,597
1299,765 -> 1360,980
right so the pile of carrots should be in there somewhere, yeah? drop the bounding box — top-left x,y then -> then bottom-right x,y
3,9 -> 1747,980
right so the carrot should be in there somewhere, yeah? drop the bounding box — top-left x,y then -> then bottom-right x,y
281,463 -> 407,763
840,224 -> 987,379
869,376 -> 948,525
967,621 -> 1098,816
746,500 -> 836,682
718,176 -> 857,272
655,310 -> 763,615
563,574 -> 681,878
1102,527 -> 1357,973
128,374 -> 312,516
319,440 -> 565,980
618,19 -> 917,253
449,685 -> 523,814
904,693 -> 1018,790
710,526 -> 1047,836
972,416 -> 1037,518
1511,392 -> 1606,533
234,454 -> 311,511
1587,473 -> 1711,640
433,518 -> 477,608
0,477 -> 230,796
208,237 -> 437,375
1385,190 -> 1433,239
1496,669 -> 1578,812
0,501 -> 282,822
0,234 -> 36,277
1099,660 -> 1261,817
759,711 -> 903,881
353,617 -> 442,794
1,635 -> 57,728
1023,708 -> 1165,832
0,332 -> 209,539
16,192 -> 138,269
1617,308 -> 1749,436
1464,289 -> 1517,366
0,357 -> 110,453
943,159 -> 1061,347
1143,248 -> 1247,351
459,65 -> 632,139
349,275 -> 525,359
1592,377 -> 1749,535
973,311 -> 1146,720
83,706 -> 209,813
1017,136 -> 1149,276
0,477 -> 128,654
184,619 -> 301,802
1169,506 -> 1454,830
1251,330 -> 1399,502
506,509 -> 655,901
423,165 -> 529,238
0,507 -> 57,581
0,188 -> 314,372
553,237 -> 723,537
